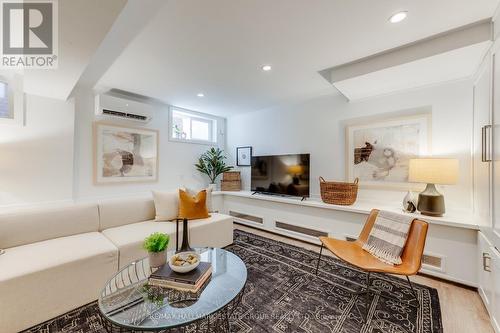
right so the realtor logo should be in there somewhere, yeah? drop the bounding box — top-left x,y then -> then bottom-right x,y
1,0 -> 58,68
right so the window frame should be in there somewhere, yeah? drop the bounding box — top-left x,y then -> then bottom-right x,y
0,79 -> 10,119
0,75 -> 24,127
169,106 -> 218,145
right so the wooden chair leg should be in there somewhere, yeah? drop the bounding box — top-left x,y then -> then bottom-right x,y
315,243 -> 324,275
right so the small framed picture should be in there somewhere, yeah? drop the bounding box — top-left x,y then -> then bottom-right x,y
237,146 -> 252,166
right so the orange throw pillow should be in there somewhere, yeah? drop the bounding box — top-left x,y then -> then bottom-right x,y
178,189 -> 210,220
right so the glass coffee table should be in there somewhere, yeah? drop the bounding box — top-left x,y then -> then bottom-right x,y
98,248 -> 247,332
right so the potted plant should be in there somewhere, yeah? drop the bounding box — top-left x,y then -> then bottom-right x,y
195,147 -> 232,190
143,232 -> 170,267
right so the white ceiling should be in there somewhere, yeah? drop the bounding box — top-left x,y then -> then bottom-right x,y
96,0 -> 499,117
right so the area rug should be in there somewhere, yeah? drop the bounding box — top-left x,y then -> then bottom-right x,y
23,229 -> 442,333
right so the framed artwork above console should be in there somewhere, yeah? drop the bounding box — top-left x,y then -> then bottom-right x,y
346,110 -> 431,189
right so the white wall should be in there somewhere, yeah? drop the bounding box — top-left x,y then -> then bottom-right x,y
0,94 -> 75,206
0,80 -> 472,209
0,88 -> 226,207
73,88 -> 226,201
227,80 -> 474,214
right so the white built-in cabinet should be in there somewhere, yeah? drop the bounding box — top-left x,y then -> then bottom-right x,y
475,38 -> 500,333
492,248 -> 500,332
477,231 -> 500,333
478,232 -> 493,310
494,44 -> 500,236
473,52 -> 492,224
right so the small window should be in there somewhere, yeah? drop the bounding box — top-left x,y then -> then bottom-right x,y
170,107 -> 217,144
0,81 -> 11,119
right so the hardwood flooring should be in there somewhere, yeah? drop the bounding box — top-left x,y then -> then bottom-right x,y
234,224 -> 494,333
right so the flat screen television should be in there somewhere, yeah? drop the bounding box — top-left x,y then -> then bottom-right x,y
251,153 -> 310,198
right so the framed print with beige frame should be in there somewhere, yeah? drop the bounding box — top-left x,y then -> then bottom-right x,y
94,122 -> 159,184
346,110 -> 431,189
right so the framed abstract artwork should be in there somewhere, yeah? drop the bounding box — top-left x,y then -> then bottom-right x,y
346,111 -> 431,189
237,146 -> 252,166
94,122 -> 159,184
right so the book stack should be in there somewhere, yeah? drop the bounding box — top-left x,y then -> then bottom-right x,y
148,262 -> 212,293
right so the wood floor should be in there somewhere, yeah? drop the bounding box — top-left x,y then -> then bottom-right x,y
234,224 -> 494,333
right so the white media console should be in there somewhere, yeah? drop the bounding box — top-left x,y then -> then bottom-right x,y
213,191 -> 480,287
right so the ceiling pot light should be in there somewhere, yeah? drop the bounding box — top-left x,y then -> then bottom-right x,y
197,93 -> 204,97
389,11 -> 407,23
262,65 -> 272,71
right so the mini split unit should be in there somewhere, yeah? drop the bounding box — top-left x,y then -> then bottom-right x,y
95,94 -> 153,123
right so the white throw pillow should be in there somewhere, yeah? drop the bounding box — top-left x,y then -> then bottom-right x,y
152,190 -> 179,221
185,187 -> 213,212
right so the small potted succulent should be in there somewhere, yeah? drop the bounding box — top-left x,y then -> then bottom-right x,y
143,232 -> 170,267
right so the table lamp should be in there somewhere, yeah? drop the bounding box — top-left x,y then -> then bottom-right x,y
409,158 -> 459,217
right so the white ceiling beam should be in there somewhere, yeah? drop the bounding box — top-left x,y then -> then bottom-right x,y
22,0 -> 127,100
72,0 -> 167,94
320,19 -> 492,84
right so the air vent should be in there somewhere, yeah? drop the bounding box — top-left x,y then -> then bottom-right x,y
275,221 -> 328,238
229,211 -> 263,224
422,253 -> 445,272
102,109 -> 148,121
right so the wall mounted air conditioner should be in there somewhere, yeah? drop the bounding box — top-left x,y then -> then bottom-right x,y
95,94 -> 153,123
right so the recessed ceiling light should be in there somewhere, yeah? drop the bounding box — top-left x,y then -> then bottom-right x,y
262,65 -> 272,71
197,93 -> 204,97
389,11 -> 407,23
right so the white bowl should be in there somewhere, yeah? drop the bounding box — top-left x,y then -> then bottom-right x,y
168,252 -> 200,273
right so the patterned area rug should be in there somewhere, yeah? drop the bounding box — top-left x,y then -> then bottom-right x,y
24,229 -> 442,333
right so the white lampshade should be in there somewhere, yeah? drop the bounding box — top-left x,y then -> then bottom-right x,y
409,158 -> 459,185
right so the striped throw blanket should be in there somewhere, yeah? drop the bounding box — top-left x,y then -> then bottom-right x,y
362,210 -> 414,265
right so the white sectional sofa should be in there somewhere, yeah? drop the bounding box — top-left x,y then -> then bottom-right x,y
0,195 -> 233,333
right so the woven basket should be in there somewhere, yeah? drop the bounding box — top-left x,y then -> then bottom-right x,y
319,177 -> 359,205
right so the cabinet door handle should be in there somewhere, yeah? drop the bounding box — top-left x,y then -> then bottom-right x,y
482,125 -> 492,162
483,252 -> 492,272
486,125 -> 492,162
482,126 -> 486,162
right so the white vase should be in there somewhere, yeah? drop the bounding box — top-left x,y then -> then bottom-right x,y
148,250 -> 166,268
402,190 -> 417,213
208,183 -> 217,191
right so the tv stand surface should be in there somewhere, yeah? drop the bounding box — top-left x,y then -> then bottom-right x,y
215,191 -> 479,230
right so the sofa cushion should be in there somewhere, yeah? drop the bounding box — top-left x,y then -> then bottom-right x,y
0,203 -> 99,249
98,196 -> 155,230
152,190 -> 179,221
0,232 -> 119,332
185,186 -> 213,212
102,213 -> 234,268
178,189 -> 210,220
